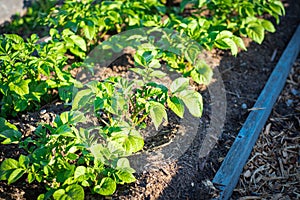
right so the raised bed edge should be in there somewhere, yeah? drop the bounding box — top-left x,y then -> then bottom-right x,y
212,24 -> 300,200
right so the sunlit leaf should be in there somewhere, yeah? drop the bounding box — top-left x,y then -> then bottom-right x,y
94,177 -> 116,196
149,101 -> 167,130
167,96 -> 184,118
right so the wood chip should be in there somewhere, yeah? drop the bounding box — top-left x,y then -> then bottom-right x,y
243,170 -> 251,178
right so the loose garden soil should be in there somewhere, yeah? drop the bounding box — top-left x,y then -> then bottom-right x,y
0,0 -> 300,199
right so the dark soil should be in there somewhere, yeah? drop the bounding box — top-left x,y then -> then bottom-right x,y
1,0 -> 300,199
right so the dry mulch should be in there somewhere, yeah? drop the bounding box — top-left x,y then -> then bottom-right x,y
232,58 -> 300,200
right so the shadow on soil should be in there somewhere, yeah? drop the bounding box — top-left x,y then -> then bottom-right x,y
156,1 -> 300,199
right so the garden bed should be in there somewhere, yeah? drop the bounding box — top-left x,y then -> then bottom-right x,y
232,57 -> 300,199
0,0 -> 299,200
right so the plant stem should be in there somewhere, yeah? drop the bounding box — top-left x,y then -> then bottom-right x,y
135,114 -> 148,126
131,107 -> 145,123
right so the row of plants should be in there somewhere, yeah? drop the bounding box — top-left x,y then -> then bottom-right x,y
2,0 -> 285,56
0,0 -> 285,199
0,27 -> 207,199
41,0 -> 284,55
0,0 -> 285,116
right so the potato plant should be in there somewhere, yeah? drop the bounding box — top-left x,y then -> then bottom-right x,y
40,0 -> 284,56
176,0 -> 284,54
0,34 -> 76,116
0,73 -> 204,199
0,111 -> 137,199
0,0 -> 285,199
0,117 -> 21,144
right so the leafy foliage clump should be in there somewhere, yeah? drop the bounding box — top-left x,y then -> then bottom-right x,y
0,34 -> 75,116
0,0 -> 285,199
0,112 -> 137,199
41,0 -> 284,55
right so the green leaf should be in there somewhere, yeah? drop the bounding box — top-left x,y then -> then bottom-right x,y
65,185 -> 84,200
62,29 -> 75,37
149,70 -> 166,78
0,118 -> 18,131
149,102 -> 167,130
68,111 -> 87,125
74,166 -> 86,179
0,158 -> 18,171
66,185 -> 84,200
116,158 -> 131,170
244,6 -> 254,16
46,79 -> 57,88
148,59 -> 161,69
180,0 -> 196,12
0,83 -> 9,96
70,35 -> 87,52
190,61 -> 213,85
232,36 -> 247,51
216,30 -> 233,40
124,131 -> 144,153
111,129 -> 144,153
4,34 -> 23,43
37,194 -> 45,200
81,180 -> 90,187
130,68 -> 147,77
50,28 -> 59,37
224,38 -> 238,56
117,171 -> 136,183
8,79 -> 31,96
94,177 -> 116,196
59,111 -> 86,125
215,37 -> 238,56
53,189 -> 66,200
170,78 -> 189,94
58,85 -> 73,102
72,89 -> 93,110
55,124 -> 73,137
167,96 -> 184,118
57,168 -> 74,183
246,23 -> 265,44
54,66 -> 66,82
83,24 -> 95,40
133,53 -> 147,67
18,155 -> 29,168
187,19 -> 198,34
70,47 -> 86,59
65,21 -> 78,33
0,170 -> 11,181
260,19 -> 275,33
105,96 -> 118,115
27,173 -> 35,184
270,1 -> 285,16
178,90 -> 203,117
14,99 -> 28,112
8,168 -> 25,184
89,144 -> 106,163
32,147 -> 49,163
0,129 -> 22,144
32,82 -> 48,101
94,97 -> 105,111
274,1 -> 285,15
185,43 -> 201,64
67,153 -> 78,161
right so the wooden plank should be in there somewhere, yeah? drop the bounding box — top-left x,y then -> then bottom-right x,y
212,24 -> 300,200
